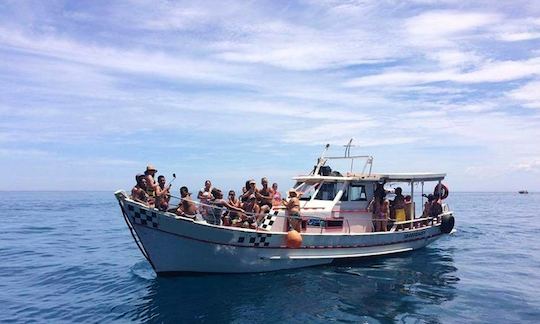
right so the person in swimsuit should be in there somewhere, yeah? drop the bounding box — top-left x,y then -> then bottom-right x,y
155,175 -> 171,211
380,199 -> 390,232
210,188 -> 245,226
256,177 -> 273,213
226,190 -> 242,225
430,193 -> 443,224
240,179 -> 257,203
422,194 -> 434,226
272,183 -> 282,206
368,196 -> 381,232
241,194 -> 261,228
131,174 -> 151,205
283,189 -> 301,232
198,180 -> 214,217
144,164 -> 159,199
393,187 -> 406,230
175,186 -> 198,219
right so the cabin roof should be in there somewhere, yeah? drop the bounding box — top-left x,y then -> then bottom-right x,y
293,172 -> 446,182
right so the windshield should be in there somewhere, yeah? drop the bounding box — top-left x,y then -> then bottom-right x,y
295,182 -> 320,201
315,182 -> 340,201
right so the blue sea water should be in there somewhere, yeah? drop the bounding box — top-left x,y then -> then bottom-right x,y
1,191 -> 539,323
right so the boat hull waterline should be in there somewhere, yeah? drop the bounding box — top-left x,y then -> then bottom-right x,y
116,191 -> 450,274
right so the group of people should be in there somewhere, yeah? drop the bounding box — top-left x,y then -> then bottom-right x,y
368,183 -> 443,232
130,164 -> 171,211
130,165 -> 301,229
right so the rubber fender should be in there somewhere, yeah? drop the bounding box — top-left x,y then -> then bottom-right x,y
440,214 -> 455,234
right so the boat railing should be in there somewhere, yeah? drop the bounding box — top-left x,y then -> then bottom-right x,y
167,194 -> 335,229
126,193 -> 448,233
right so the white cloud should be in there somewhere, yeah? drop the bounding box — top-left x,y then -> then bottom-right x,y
507,81 -> 540,108
499,32 -> 540,41
345,58 -> 540,87
513,159 -> 540,173
404,10 -> 500,45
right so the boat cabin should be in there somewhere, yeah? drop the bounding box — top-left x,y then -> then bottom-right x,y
271,145 -> 449,234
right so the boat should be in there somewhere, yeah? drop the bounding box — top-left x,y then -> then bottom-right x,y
115,142 -> 455,274
518,190 -> 528,194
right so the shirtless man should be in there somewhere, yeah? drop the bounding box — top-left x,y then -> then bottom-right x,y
283,189 -> 301,232
256,177 -> 274,213
175,186 -> 198,219
226,190 -> 242,225
131,174 -> 150,204
155,175 -> 171,211
241,194 -> 261,228
198,180 -> 214,216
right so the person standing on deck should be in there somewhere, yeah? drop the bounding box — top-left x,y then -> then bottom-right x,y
144,164 -> 159,199
368,196 -> 380,232
283,189 -> 301,232
393,187 -> 406,230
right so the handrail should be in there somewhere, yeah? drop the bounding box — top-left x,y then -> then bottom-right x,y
126,193 -> 449,233
167,194 -> 337,222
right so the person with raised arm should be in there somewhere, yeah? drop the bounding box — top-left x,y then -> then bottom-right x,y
155,175 -> 171,211
210,188 -> 245,226
283,189 -> 301,232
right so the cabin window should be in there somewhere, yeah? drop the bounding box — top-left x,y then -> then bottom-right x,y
340,183 -> 349,201
315,182 -> 337,201
296,182 -> 320,201
349,183 -> 367,201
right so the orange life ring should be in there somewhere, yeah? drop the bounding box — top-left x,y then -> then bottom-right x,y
434,183 -> 449,199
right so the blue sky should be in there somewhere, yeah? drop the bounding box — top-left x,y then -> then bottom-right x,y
1,0 -> 540,192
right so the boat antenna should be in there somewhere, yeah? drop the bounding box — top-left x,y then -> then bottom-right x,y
344,138 -> 355,172
312,144 -> 330,175
344,138 -> 354,157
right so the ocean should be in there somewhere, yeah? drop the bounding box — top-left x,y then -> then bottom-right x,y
1,191 -> 539,323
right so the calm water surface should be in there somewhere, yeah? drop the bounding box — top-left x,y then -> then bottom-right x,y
1,192 -> 539,323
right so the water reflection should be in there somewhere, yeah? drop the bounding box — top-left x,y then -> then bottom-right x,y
129,247 -> 458,323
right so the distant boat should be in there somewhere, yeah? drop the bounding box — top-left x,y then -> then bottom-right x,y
518,190 -> 528,194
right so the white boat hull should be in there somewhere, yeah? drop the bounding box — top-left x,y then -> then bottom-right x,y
116,192 -> 450,274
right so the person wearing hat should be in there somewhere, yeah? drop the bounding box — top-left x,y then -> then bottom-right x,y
144,164 -> 159,198
282,189 -> 302,232
240,179 -> 258,203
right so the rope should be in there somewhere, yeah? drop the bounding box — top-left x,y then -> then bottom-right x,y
117,199 -> 156,271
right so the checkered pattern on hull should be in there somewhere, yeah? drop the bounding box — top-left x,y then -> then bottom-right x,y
258,213 -> 277,231
127,204 -> 159,229
237,233 -> 272,247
